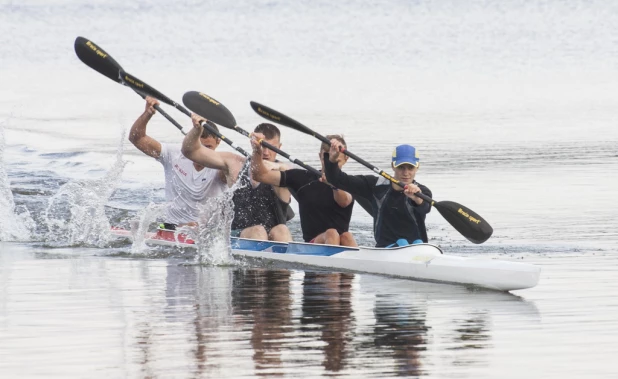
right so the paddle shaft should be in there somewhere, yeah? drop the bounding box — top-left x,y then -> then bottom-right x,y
317,128 -> 494,243
153,105 -> 186,135
250,101 -> 437,199
75,37 -> 187,136
339,146 -> 433,205
250,101 -> 434,203
119,71 -> 250,157
249,101 -> 493,243
309,132 -> 434,204
193,119 -> 250,158
134,91 -> 186,135
181,91 -> 327,176
230,124 -> 324,177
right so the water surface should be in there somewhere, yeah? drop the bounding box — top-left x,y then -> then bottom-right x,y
1,0 -> 617,377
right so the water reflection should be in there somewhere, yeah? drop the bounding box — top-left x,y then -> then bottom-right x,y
0,249 -> 545,378
153,265 -> 540,377
356,276 -> 538,377
164,263 -> 235,377
301,272 -> 355,372
372,295 -> 428,377
232,269 -> 293,376
451,311 -> 492,350
448,311 -> 492,369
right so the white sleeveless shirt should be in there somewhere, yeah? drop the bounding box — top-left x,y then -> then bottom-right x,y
157,144 -> 227,225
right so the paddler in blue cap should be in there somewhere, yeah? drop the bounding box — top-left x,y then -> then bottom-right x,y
324,141 -> 432,247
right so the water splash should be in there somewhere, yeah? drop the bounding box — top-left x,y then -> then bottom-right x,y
123,159 -> 250,264
42,131 -> 127,247
129,202 -> 166,255
194,191 -> 236,265
193,160 -> 251,265
0,123 -> 35,241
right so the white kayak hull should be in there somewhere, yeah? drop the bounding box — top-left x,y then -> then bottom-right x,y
110,228 -> 540,292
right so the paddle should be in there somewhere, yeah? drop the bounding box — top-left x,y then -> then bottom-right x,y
73,36 -> 249,157
182,91 -> 376,217
74,36 -> 185,134
182,91 -> 323,176
119,71 -> 250,157
249,101 -> 493,244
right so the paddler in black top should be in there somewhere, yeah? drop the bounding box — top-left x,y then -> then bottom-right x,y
324,140 -> 432,248
230,124 -> 293,238
251,133 -> 357,247
182,114 -> 293,242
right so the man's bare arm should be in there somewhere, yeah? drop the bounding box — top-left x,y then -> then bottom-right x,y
333,188 -> 353,208
250,134 -> 282,187
263,161 -> 291,202
181,114 -> 228,170
128,97 -> 162,158
182,114 -> 246,186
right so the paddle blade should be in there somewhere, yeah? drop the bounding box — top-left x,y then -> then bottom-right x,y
74,37 -> 123,83
182,91 -> 237,129
120,71 -> 187,114
433,201 -> 493,244
249,101 -> 330,144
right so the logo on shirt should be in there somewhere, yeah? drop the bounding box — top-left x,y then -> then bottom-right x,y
174,164 -> 188,177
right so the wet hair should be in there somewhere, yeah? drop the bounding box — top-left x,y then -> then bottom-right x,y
254,123 -> 281,140
200,120 -> 219,139
321,134 -> 347,152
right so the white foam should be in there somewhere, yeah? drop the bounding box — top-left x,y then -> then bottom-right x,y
193,161 -> 251,265
0,123 -> 35,241
41,131 -> 127,247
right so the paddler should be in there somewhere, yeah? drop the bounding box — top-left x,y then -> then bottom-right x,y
182,114 -> 293,242
323,141 -> 432,247
129,96 -> 227,230
250,133 -> 358,247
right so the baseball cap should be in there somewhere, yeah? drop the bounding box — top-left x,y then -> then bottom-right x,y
392,144 -> 420,168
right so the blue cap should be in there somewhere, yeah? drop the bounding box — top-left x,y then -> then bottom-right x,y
392,144 -> 419,168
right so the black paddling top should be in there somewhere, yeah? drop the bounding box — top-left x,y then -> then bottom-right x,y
323,153 -> 432,247
279,169 -> 354,242
232,172 -> 291,231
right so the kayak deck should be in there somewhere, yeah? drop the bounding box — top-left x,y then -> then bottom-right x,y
110,227 -> 540,292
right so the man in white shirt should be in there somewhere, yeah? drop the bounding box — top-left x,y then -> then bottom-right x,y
129,96 -> 232,228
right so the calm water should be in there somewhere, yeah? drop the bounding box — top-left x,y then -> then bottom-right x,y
1,0 -> 618,377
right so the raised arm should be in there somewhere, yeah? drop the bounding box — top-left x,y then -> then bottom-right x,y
323,151 -> 376,201
250,133 -> 283,186
181,114 -> 244,180
333,187 -> 353,208
266,161 -> 292,203
128,97 -> 162,158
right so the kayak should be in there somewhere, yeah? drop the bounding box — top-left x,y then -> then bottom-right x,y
110,227 -> 541,292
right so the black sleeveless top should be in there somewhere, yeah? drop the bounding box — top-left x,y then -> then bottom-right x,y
231,172 -> 291,231
279,169 -> 354,242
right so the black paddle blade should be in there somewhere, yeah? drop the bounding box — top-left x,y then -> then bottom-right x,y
120,71 -> 188,115
434,201 -> 493,244
74,37 -> 123,83
249,101 -> 330,144
182,91 -> 237,129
